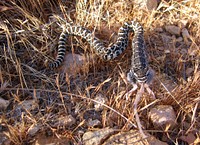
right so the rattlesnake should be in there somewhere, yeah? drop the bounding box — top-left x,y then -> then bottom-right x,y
49,20 -> 155,138
49,20 -> 154,85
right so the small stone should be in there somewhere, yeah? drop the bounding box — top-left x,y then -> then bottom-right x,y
147,0 -> 159,11
157,46 -> 164,50
149,105 -> 176,129
186,67 -> 194,76
35,134 -> 70,144
82,128 -> 115,145
165,25 -> 181,35
61,53 -> 89,75
176,37 -> 183,42
53,115 -> 76,127
164,49 -> 170,54
102,130 -> 168,145
155,27 -> 164,32
17,99 -> 38,111
0,81 -> 9,94
87,119 -> 101,128
94,93 -> 108,111
27,124 -> 41,136
0,98 -> 9,110
182,28 -> 190,38
182,28 -> 190,45
161,34 -> 172,44
156,56 -> 165,61
179,133 -> 196,145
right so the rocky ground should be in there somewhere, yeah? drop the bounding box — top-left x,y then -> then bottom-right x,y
0,0 -> 199,144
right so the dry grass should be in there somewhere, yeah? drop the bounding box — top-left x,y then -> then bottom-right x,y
0,0 -> 199,144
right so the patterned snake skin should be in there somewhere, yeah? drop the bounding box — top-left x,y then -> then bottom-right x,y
49,20 -> 153,84
48,20 -> 155,138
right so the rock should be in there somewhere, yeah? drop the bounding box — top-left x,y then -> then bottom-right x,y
87,119 -> 101,128
14,99 -> 38,115
176,37 -> 183,42
161,34 -> 172,42
94,93 -> 108,111
82,128 -> 115,145
27,124 -> 41,136
0,81 -> 9,94
0,98 -> 9,110
60,53 -> 90,75
35,134 -> 71,145
82,129 -> 168,145
164,49 -> 170,54
186,67 -> 194,76
182,28 -> 190,45
53,115 -> 76,127
182,28 -> 190,38
103,130 -> 168,145
179,133 -> 197,145
147,0 -> 159,11
157,46 -> 164,51
155,27 -> 164,32
161,34 -> 173,50
165,25 -> 181,35
149,105 -> 176,129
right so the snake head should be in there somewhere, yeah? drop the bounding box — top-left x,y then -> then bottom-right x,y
127,68 -> 154,85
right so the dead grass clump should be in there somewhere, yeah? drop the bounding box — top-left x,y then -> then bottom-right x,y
0,0 -> 199,144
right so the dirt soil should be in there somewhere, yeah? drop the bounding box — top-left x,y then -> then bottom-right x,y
0,0 -> 199,144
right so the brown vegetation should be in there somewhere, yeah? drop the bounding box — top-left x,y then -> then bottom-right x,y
0,0 -> 199,144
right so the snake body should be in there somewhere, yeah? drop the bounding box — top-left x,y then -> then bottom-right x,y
49,21 -> 152,84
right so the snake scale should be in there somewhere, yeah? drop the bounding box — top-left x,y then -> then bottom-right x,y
49,20 -> 154,86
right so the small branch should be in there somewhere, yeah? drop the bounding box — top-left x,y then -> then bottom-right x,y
134,84 -> 147,138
